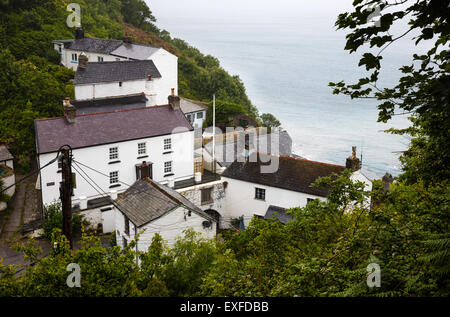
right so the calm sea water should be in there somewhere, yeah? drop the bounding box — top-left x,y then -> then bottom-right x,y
150,0 -> 430,177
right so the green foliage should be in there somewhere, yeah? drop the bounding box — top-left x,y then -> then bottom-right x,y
259,113 -> 281,131
0,0 -> 258,170
42,200 -> 89,239
329,0 -> 450,184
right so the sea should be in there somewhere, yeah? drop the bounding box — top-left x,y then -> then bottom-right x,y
149,0 -> 432,178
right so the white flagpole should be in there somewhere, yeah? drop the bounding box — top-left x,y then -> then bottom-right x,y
212,94 -> 216,173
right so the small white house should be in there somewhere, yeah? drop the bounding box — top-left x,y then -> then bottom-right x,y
221,151 -> 372,227
179,98 -> 208,129
53,33 -> 178,99
34,96 -> 195,233
115,177 -> 217,249
74,58 -> 169,106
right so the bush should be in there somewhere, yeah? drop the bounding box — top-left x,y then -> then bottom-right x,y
42,200 -> 89,239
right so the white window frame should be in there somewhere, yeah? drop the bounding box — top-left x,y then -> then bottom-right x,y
109,147 -> 119,160
71,53 -> 77,62
138,142 -> 146,155
98,56 -> 104,62
164,161 -> 172,174
164,138 -> 172,151
197,111 -> 203,119
110,171 -> 119,185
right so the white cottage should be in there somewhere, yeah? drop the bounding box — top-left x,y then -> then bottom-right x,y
73,58 -> 168,106
221,150 -> 372,227
53,33 -> 178,98
34,96 -> 195,233
114,177 -> 217,249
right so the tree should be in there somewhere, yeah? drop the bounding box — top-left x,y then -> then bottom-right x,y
259,113 -> 282,131
329,0 -> 449,184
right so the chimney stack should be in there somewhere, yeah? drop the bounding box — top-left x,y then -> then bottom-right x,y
346,146 -> 361,172
168,89 -> 180,110
63,97 -> 76,123
78,53 -> 88,68
123,32 -> 132,44
140,161 -> 150,179
381,172 -> 394,192
147,74 -> 152,81
74,24 -> 84,39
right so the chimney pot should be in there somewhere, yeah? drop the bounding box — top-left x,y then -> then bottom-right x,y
171,88 -> 175,96
147,74 -> 152,81
63,98 -> 76,123
168,93 -> 181,110
346,146 -> 361,172
78,54 -> 88,68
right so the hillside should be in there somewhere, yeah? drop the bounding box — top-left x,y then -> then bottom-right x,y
0,0 -> 261,168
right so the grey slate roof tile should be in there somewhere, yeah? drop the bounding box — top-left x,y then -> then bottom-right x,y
74,60 -> 161,85
115,178 -> 214,227
34,105 -> 193,154
65,38 -> 123,54
221,153 -> 346,197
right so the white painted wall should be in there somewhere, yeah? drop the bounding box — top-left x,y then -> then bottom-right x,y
221,177 -> 326,227
146,48 -> 178,99
38,130 -> 195,208
177,180 -> 227,215
55,44 -> 126,70
185,110 -> 206,129
115,206 -> 216,250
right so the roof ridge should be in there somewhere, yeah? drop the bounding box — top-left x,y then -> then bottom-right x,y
254,152 -> 345,168
86,59 -> 155,64
35,104 -> 171,122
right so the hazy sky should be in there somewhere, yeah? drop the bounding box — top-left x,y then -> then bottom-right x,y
147,0 -> 355,24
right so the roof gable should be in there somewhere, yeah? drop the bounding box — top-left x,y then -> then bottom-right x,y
115,178 -> 214,227
74,60 -> 161,85
221,154 -> 346,197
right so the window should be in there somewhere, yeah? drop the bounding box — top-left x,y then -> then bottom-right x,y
124,215 -> 130,236
71,53 -> 77,61
119,81 -> 122,87
109,147 -> 118,160
307,198 -> 314,204
110,171 -> 119,185
58,46 -> 62,53
122,237 -> 128,248
138,142 -> 146,155
164,138 -> 172,151
186,114 -> 193,123
116,58 -> 120,61
255,188 -> 266,200
197,111 -> 203,119
164,161 -> 172,174
201,188 -> 213,205
98,56 -> 104,62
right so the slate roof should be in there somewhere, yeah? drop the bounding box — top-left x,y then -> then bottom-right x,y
111,42 -> 161,60
115,178 -> 215,227
74,60 -> 162,85
34,105 -> 193,154
264,205 -> 292,224
72,94 -> 147,115
221,154 -> 346,197
180,98 -> 208,114
0,145 -> 13,162
60,37 -> 123,54
204,130 -> 293,168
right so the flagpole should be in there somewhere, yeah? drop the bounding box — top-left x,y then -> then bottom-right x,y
212,94 -> 216,173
